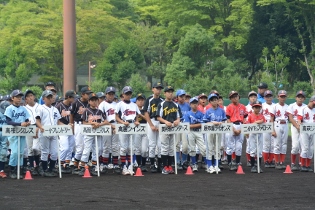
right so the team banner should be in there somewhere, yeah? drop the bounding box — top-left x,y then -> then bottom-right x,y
300,123 -> 315,134
2,125 -> 36,136
115,123 -> 147,134
202,123 -> 233,134
159,123 -> 190,134
80,125 -> 112,136
42,125 -> 73,136
241,123 -> 274,134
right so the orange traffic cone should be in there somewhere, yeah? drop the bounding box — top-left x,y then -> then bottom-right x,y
24,171 -> 33,180
284,165 -> 293,174
134,167 -> 144,177
236,165 -> 245,174
185,166 -> 194,175
82,166 -> 92,178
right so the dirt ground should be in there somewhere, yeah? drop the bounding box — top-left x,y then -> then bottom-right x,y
1,138 -> 315,210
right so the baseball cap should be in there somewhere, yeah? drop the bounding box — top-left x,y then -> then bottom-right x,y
0,101 -> 10,114
309,95 -> 315,102
164,86 -> 174,92
252,100 -> 262,107
136,93 -> 146,100
257,82 -> 268,89
42,90 -> 54,98
264,90 -> 273,97
89,93 -> 98,100
296,90 -> 306,97
185,93 -> 191,98
81,86 -> 93,94
198,93 -> 207,99
278,90 -> 287,96
229,91 -> 239,98
176,89 -> 186,97
105,86 -> 116,94
65,90 -> 76,98
45,81 -> 56,87
114,94 -> 118,99
11,90 -> 24,97
210,90 -> 220,96
248,91 -> 257,98
152,82 -> 163,89
189,97 -> 198,104
208,93 -> 218,101
122,86 -> 133,94
96,92 -> 105,98
25,89 -> 35,97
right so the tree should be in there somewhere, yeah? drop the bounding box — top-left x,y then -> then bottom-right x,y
128,73 -> 149,96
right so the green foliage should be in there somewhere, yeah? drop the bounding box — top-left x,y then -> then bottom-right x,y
90,79 -> 108,93
21,85 -> 43,98
128,73 -> 149,97
292,81 -> 313,98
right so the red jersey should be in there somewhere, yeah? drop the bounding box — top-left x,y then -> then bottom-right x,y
197,105 -> 207,114
246,113 -> 265,124
225,103 -> 247,123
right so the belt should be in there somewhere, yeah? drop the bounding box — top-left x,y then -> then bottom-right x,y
75,121 -> 82,124
125,120 -> 134,123
150,117 -> 157,120
233,121 -> 242,125
276,120 -> 287,124
192,128 -> 201,132
109,120 -> 115,123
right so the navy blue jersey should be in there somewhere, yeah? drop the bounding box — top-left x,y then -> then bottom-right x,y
157,101 -> 180,123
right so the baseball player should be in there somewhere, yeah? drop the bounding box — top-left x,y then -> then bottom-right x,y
183,97 -> 205,172
203,94 -> 227,174
134,93 -> 149,172
55,90 -> 76,174
157,85 -> 181,175
246,101 -> 265,173
36,90 -> 62,177
78,93 -> 109,176
175,89 -> 190,169
287,90 -> 306,171
0,101 -> 10,178
115,86 -> 140,175
39,82 -> 57,105
225,91 -> 247,171
69,86 -> 93,174
144,82 -> 164,173
185,93 -> 192,104
262,90 -> 276,168
5,90 -> 31,179
24,89 -> 41,176
297,95 -> 315,172
197,93 -> 208,114
245,91 -> 258,167
273,90 -> 289,169
257,82 -> 268,103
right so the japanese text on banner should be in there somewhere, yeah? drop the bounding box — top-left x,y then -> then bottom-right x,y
159,123 -> 190,134
241,123 -> 274,134
42,125 -> 72,136
115,123 -> 147,134
2,125 -> 36,136
80,125 -> 112,136
300,123 -> 315,134
202,123 -> 233,134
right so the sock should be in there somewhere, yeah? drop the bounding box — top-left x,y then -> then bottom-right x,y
213,159 -> 217,166
126,155 -> 131,166
187,154 -> 190,162
28,156 -> 34,168
108,153 -> 112,163
280,154 -> 286,163
299,156 -> 302,165
141,157 -> 147,166
182,153 -> 188,162
99,156 -> 103,164
246,153 -> 251,162
136,155 -> 141,166
176,152 -> 180,163
232,152 -> 236,160
250,156 -> 255,167
227,155 -> 232,164
206,159 -> 212,167
102,157 -> 109,165
306,158 -> 311,167
42,161 -> 48,171
158,158 -> 162,168
291,154 -> 297,164
150,158 -> 155,165
191,156 -> 197,164
269,153 -> 274,163
10,166 -> 16,171
196,154 -> 199,162
262,152 -> 269,162
23,158 -> 28,167
0,161 -> 5,171
236,155 -> 241,164
34,155 -> 40,167
168,156 -> 174,167
49,160 -> 56,172
120,156 -> 126,167
113,156 -> 118,165
202,157 -> 206,164
161,155 -> 168,167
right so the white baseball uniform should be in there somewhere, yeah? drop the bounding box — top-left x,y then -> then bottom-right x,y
298,106 -> 315,159
273,103 -> 289,155
262,102 -> 275,154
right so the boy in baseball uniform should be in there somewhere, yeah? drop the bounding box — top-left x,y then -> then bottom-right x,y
297,95 -> 315,172
273,90 -> 289,169
36,90 -> 62,177
157,86 -> 181,175
0,101 -> 10,178
287,90 -> 306,171
5,90 -> 31,179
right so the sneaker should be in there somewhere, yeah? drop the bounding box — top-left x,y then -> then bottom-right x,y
61,165 -> 71,174
72,167 -> 81,175
269,161 -> 275,168
264,162 -> 270,168
251,166 -> 258,173
182,161 -> 189,170
140,165 -> 147,172
307,167 -> 313,172
10,170 -> 18,179
107,163 -> 114,170
229,162 -> 237,171
201,162 -> 207,169
128,165 -> 134,175
168,166 -> 174,174
150,165 -> 157,173
291,163 -> 299,171
122,165 -> 130,175
218,162 -> 224,169
177,163 -> 183,170
275,163 -> 282,170
209,166 -> 215,174
37,166 -> 45,176
0,171 -> 7,178
90,166 -> 99,176
133,161 -> 138,168
43,170 -> 57,177
30,167 -> 39,176
221,160 -> 228,165
300,166 -> 308,172
246,161 -> 251,167
258,167 -> 263,173
113,165 -> 121,174
215,166 -> 221,173
206,167 -> 211,173
78,167 -> 86,176
100,164 -> 108,174
162,166 -> 169,174
192,164 -> 198,172
280,163 -> 286,169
